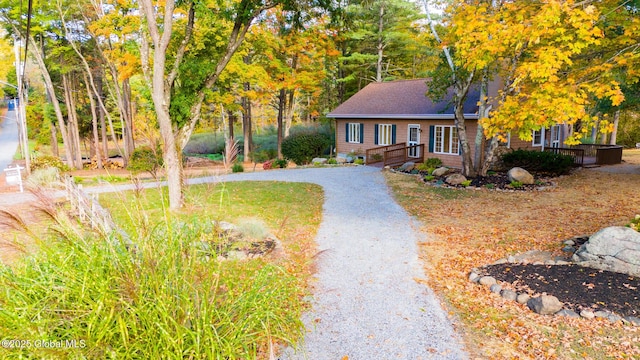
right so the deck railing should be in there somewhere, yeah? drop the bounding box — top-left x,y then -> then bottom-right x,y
365,143 -> 406,164
595,145 -> 623,165
545,147 -> 585,166
383,144 -> 425,167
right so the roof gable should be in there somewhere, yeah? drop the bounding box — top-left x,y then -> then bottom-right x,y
327,79 -> 481,119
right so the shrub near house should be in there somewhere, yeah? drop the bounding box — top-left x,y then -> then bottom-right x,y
282,131 -> 331,165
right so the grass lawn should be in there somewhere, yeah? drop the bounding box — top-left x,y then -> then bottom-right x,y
0,180 -> 323,359
386,150 -> 640,359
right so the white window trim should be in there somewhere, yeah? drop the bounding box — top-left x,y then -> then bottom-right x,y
434,125 -> 459,155
347,123 -> 361,144
532,128 -> 545,147
377,124 -> 393,146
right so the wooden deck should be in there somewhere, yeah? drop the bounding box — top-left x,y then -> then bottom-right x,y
365,143 -> 425,167
545,145 -> 623,167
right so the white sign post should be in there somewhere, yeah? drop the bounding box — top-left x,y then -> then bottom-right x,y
4,165 -> 24,192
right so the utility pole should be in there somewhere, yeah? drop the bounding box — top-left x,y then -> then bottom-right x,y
13,36 -> 30,175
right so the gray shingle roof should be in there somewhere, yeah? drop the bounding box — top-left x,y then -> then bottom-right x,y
327,79 -> 481,119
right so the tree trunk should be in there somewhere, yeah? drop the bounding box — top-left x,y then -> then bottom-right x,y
50,119 -> 59,157
62,73 -> 84,170
227,109 -> 235,139
376,2 -> 385,82
28,36 -> 73,167
242,82 -> 253,161
121,78 -> 135,165
284,89 -> 295,138
139,0 -> 184,209
277,88 -> 286,158
453,81 -> 476,178
474,71 -> 489,174
610,110 -> 620,145
97,73 -> 109,159
84,71 -> 103,169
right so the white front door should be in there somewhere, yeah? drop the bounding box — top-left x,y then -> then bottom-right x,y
408,124 -> 420,158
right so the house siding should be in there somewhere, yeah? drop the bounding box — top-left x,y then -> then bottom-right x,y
335,119 -> 480,168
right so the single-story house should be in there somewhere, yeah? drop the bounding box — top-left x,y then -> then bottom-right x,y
326,79 -> 575,168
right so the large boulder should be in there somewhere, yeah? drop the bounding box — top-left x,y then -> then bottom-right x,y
432,167 -> 450,177
398,162 -> 415,172
572,226 -> 640,277
312,157 -> 327,165
507,167 -> 534,185
527,295 -> 563,315
445,173 -> 467,186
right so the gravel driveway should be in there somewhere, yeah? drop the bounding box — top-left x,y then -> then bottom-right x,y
193,166 -> 467,359
0,165 -> 468,359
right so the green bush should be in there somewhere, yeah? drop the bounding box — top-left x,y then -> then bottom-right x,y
501,149 -> 574,175
354,158 -> 364,165
128,146 -> 163,178
30,155 -> 70,172
327,158 -> 338,165
630,215 -> 640,231
232,162 -> 244,173
281,131 -> 331,165
273,159 -> 288,168
424,157 -> 443,168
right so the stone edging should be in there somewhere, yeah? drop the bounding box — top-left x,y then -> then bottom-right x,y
468,257 -> 640,326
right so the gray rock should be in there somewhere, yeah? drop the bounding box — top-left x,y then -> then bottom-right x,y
468,272 -> 480,282
336,156 -> 348,164
594,310 -> 611,319
490,284 -> 502,294
501,289 -> 518,301
432,167 -> 450,177
445,173 -> 467,186
556,309 -> 580,318
516,293 -> 531,304
624,316 -> 640,326
572,226 -> 640,277
478,276 -> 497,286
507,167 -> 534,185
555,260 -> 570,265
398,162 -> 416,172
493,258 -> 508,265
608,314 -> 623,323
312,157 -> 328,165
564,240 -> 576,246
562,246 -> 575,253
580,309 -> 595,319
507,255 -> 517,263
527,295 -> 564,315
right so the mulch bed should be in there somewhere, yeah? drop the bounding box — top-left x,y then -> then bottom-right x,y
482,263 -> 640,317
395,168 -> 555,191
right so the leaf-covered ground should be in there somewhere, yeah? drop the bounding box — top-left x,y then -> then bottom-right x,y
386,151 -> 640,359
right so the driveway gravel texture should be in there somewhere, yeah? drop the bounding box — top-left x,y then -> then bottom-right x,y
0,166 -> 467,359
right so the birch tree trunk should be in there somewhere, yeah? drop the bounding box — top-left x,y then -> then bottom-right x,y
242,81 -> 253,161
610,110 -> 620,145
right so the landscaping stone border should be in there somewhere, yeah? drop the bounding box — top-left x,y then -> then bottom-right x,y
386,166 -> 558,192
468,243 -> 640,326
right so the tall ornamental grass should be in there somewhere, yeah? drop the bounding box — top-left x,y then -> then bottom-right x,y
0,214 -> 304,359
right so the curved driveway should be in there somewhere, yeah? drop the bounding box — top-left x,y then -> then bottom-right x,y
193,167 -> 467,359
0,166 -> 468,359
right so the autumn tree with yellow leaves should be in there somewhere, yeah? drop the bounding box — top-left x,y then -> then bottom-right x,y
425,0 -> 630,177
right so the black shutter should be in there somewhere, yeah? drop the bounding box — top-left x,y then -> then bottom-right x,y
374,124 -> 379,145
359,123 -> 364,144
391,125 -> 397,144
428,126 -> 435,153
